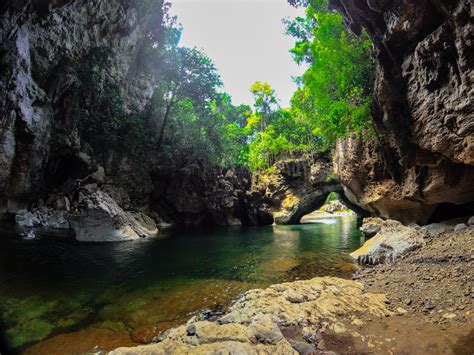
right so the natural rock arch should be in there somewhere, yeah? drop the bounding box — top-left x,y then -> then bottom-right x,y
247,153 -> 369,225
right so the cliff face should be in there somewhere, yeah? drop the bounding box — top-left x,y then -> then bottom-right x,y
248,154 -> 367,225
0,0 -> 157,217
331,0 -> 474,224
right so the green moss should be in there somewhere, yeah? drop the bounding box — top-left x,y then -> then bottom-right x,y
6,318 -> 54,348
0,295 -> 94,348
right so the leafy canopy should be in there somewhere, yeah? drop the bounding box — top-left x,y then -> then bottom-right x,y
286,0 -> 374,147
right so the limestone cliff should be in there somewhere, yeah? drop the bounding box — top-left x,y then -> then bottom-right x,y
0,0 -> 160,218
248,153 -> 367,225
331,0 -> 474,224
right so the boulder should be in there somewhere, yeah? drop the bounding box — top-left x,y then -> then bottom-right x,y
454,223 -> 467,231
67,191 -> 157,242
248,314 -> 283,345
15,208 -> 70,231
351,219 -> 428,265
359,217 -> 383,237
220,277 -> 390,325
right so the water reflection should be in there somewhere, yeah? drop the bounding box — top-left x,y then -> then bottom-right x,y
0,216 -> 362,352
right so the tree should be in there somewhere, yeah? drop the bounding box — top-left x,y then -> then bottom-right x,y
152,46 -> 222,152
249,82 -> 279,131
286,1 -> 374,147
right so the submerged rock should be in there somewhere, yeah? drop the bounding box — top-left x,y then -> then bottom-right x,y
67,191 -> 157,242
351,219 -> 428,265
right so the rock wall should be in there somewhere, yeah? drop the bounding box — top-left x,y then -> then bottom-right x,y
150,161 -> 253,226
0,0 -> 159,217
331,0 -> 474,224
248,154 -> 364,225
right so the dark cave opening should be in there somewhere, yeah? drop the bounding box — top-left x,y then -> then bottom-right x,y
427,202 -> 474,224
43,154 -> 90,193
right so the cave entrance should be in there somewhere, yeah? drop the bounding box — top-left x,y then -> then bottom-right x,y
427,202 -> 474,224
42,154 -> 90,193
300,192 -> 355,224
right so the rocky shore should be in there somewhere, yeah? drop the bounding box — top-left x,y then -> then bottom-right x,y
109,218 -> 474,354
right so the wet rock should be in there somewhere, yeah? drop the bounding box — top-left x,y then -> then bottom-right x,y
351,219 -> 428,265
130,325 -> 160,344
15,208 -> 70,231
67,191 -> 157,242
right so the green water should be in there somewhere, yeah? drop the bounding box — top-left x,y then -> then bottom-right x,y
0,215 -> 364,352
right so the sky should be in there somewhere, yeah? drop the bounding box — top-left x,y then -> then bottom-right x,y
169,0 -> 306,107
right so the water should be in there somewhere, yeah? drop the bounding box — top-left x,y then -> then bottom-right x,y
0,215 -> 364,353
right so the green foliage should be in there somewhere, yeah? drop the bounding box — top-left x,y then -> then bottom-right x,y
75,48 -> 149,156
75,0 -> 374,173
287,2 -> 374,148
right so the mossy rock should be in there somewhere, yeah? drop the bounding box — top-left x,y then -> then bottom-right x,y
6,318 -> 54,348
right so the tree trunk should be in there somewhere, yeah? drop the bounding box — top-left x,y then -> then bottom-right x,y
156,102 -> 172,153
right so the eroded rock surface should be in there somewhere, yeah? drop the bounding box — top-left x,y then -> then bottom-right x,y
249,154 -> 346,225
0,0 -> 159,216
68,191 -> 157,242
110,277 -> 390,354
332,0 -> 474,224
351,218 -> 428,265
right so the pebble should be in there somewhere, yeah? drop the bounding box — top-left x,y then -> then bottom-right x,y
396,307 -> 407,315
442,313 -> 457,319
186,324 -> 196,336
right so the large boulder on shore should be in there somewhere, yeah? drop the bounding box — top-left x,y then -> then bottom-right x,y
68,191 -> 158,242
351,218 -> 428,265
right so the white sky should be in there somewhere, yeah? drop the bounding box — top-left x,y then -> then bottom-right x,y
169,0 -> 306,107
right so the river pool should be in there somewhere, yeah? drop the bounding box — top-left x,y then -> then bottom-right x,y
0,215 -> 364,353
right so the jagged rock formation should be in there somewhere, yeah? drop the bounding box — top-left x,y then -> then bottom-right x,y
249,154 -> 365,225
331,0 -> 474,224
351,217 -> 428,265
0,0 -> 160,219
110,277 -> 390,354
250,154 -> 340,224
0,0 -> 286,234
150,162 -> 252,226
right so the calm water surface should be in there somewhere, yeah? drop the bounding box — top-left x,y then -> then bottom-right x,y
0,215 -> 364,353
